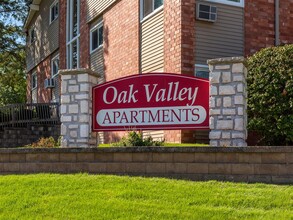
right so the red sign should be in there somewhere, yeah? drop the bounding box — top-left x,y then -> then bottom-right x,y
92,73 -> 209,131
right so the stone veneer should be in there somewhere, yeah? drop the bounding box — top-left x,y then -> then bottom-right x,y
208,57 -> 247,147
60,69 -> 100,148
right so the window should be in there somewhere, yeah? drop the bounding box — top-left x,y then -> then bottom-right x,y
31,72 -> 37,90
205,0 -> 244,7
90,22 -> 103,53
195,64 -> 209,79
50,0 -> 59,24
51,54 -> 59,78
141,0 -> 163,20
29,27 -> 36,44
67,0 -> 80,69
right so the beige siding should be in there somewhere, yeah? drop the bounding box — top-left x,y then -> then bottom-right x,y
90,18 -> 105,84
26,0 -> 59,72
141,10 -> 164,73
87,0 -> 116,22
141,10 -> 164,140
195,1 -> 244,64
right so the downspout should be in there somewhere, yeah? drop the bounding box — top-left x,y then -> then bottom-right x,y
275,0 -> 280,46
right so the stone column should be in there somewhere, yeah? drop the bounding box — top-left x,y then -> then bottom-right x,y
208,57 -> 247,147
59,69 -> 100,148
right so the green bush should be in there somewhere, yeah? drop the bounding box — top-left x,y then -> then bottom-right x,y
111,131 -> 164,147
27,136 -> 60,148
247,44 -> 293,145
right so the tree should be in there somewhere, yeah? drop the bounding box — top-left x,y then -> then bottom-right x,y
0,0 -> 30,105
247,44 -> 293,146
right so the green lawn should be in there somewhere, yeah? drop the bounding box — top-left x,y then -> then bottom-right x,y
0,174 -> 292,219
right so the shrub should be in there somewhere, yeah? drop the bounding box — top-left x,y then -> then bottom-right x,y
247,44 -> 293,145
111,131 -> 164,147
28,136 -> 60,148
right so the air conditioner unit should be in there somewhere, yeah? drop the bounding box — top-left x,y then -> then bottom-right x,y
44,78 -> 55,88
196,3 -> 217,22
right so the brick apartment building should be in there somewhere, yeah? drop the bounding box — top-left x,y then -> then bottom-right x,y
24,0 -> 293,144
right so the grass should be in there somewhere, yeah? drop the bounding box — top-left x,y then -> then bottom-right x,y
0,174 -> 292,219
99,143 -> 208,147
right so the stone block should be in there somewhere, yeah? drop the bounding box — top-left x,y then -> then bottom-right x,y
80,124 -> 89,138
215,65 -> 230,70
113,153 -> 133,162
60,105 -> 67,114
210,140 -> 218,146
194,153 -> 216,163
79,115 -> 89,123
210,117 -> 215,129
219,85 -> 235,95
187,163 -> 209,174
173,153 -> 195,162
69,104 -> 79,114
216,153 -> 239,163
210,71 -> 221,83
75,94 -> 89,100
153,153 -> 173,162
125,163 -> 146,173
9,154 -> 26,162
146,163 -> 166,174
68,85 -> 79,93
278,165 -> 293,175
62,75 -> 72,80
216,98 -> 222,107
254,164 -> 279,175
222,72 -> 231,83
223,97 -> 232,107
261,153 -> 286,164
132,153 -> 152,162
69,125 -> 79,129
237,107 -> 244,115
210,109 -> 221,115
61,95 -> 70,104
234,95 -> 244,105
80,101 -> 89,113
237,83 -> 244,92
77,74 -> 89,83
80,83 -> 90,92
234,118 -> 244,131
209,131 -> 221,139
70,130 -> 77,138
232,63 -> 244,73
216,120 -> 233,130
59,153 -> 77,162
95,153 -> 114,162
88,163 -> 107,173
222,132 -> 231,139
3,163 -> 20,172
238,153 -> 261,164
209,163 -> 232,174
210,97 -> 216,108
69,79 -> 77,85
231,164 -> 254,175
76,153 -> 95,162
210,85 -> 218,95
0,154 -> 10,162
223,109 -> 236,115
231,132 -> 245,139
233,74 -> 244,82
166,163 -> 187,174
219,140 -> 232,147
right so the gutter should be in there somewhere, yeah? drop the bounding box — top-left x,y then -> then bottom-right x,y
275,0 -> 280,46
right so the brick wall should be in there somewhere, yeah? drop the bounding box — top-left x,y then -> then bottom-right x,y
164,0 -> 196,143
245,0 -> 293,56
0,147 -> 292,184
0,124 -> 60,148
279,1 -> 293,44
103,0 -> 140,81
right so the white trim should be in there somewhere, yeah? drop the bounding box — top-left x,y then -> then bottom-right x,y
31,71 -> 37,90
90,21 -> 103,54
51,54 -> 60,78
140,0 -> 164,22
66,0 -> 80,69
202,0 -> 244,7
49,0 -> 59,25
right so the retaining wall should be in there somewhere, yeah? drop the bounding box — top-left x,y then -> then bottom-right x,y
0,147 -> 292,184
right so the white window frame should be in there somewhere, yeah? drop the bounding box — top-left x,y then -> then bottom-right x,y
51,54 -> 60,78
66,0 -> 80,69
90,21 -> 103,54
29,27 -> 36,44
195,64 -> 209,79
50,0 -> 59,24
204,0 -> 244,7
31,71 -> 37,90
140,0 -> 164,22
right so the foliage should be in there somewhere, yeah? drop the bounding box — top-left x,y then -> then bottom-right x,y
27,136 -> 60,148
247,44 -> 293,145
0,174 -> 292,219
0,0 -> 30,106
111,131 -> 164,147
